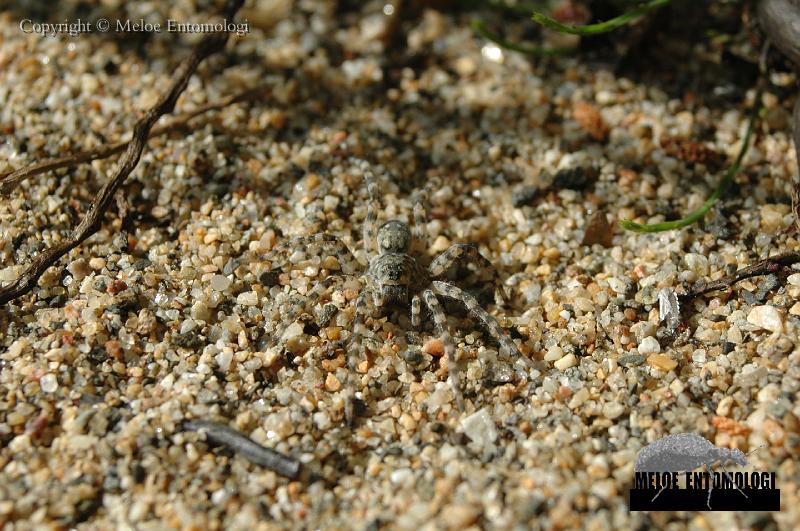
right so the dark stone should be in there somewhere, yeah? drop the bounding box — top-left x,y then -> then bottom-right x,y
303,320 -> 320,337
259,269 -> 280,287
173,332 -> 204,349
132,464 -> 146,483
403,348 -> 424,365
223,259 -> 239,276
511,185 -> 540,207
317,303 -> 338,327
132,259 -> 152,271
619,354 -> 646,367
552,166 -> 598,191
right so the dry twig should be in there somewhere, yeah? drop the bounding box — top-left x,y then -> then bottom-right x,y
0,87 -> 262,195
0,0 -> 244,305
687,252 -> 800,299
182,420 -> 304,480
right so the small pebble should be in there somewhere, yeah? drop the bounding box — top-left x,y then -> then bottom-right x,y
431,235 -> 451,253
568,388 -> 590,409
630,322 -> 657,342
313,411 -> 332,430
647,354 -> 677,372
544,345 -> 564,362
5,340 -> 28,360
440,504 -> 481,529
67,258 -> 90,281
39,374 -> 58,393
281,322 -> 304,341
512,185 -> 539,207
618,354 -> 645,367
191,302 -> 211,322
216,351 -> 233,372
603,402 -> 625,420
554,353 -> 577,371
390,468 -> 414,487
236,291 -> 259,306
211,274 -> 232,291
607,278 -> 627,295
716,396 -> 734,417
747,305 -> 784,333
423,339 -> 444,357
581,210 -> 613,247
460,408 -> 497,449
325,373 -> 341,392
637,336 -> 660,355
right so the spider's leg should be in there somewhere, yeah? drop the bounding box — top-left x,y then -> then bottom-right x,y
411,191 -> 429,252
422,289 -> 465,412
346,288 -> 372,424
271,275 -> 343,343
357,160 -> 380,261
431,280 -> 527,365
350,289 -> 371,370
411,293 -> 421,328
372,289 -> 385,311
428,244 -> 510,305
264,233 -> 361,273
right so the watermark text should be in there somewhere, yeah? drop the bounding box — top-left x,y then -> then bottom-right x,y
19,18 -> 249,38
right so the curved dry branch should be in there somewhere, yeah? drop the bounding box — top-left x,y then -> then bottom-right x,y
687,252 -> 800,299
0,86 -> 263,195
0,0 -> 244,305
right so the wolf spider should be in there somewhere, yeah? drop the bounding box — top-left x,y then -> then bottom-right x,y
263,159 -> 526,418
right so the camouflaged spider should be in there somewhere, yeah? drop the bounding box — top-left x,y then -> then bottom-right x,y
263,159 -> 525,418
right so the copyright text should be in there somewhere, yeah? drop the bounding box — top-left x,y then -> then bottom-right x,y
19,18 -> 250,38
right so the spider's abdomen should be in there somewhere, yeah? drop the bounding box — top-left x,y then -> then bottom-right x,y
368,253 -> 419,305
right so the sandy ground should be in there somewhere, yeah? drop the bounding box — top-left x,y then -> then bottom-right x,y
1,1 -> 799,529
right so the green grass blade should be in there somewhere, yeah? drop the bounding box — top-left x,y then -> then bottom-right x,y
531,0 -> 669,36
620,89 -> 762,234
471,20 -> 574,56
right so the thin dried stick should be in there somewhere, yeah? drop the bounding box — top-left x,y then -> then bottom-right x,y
0,0 -> 244,306
183,420 -> 303,480
687,252 -> 800,299
0,86 -> 262,195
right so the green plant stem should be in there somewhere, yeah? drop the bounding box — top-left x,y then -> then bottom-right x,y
470,20 -> 574,56
532,0 -> 669,35
620,89 -> 762,233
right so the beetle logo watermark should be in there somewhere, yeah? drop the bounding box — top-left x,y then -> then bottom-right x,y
629,432 -> 780,511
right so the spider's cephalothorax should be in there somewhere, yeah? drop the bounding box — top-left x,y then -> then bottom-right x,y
263,159 -> 529,421
377,220 -> 411,253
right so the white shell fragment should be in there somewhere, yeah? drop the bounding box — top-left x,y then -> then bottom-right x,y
658,288 -> 680,331
637,336 -> 661,355
460,408 -> 498,449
